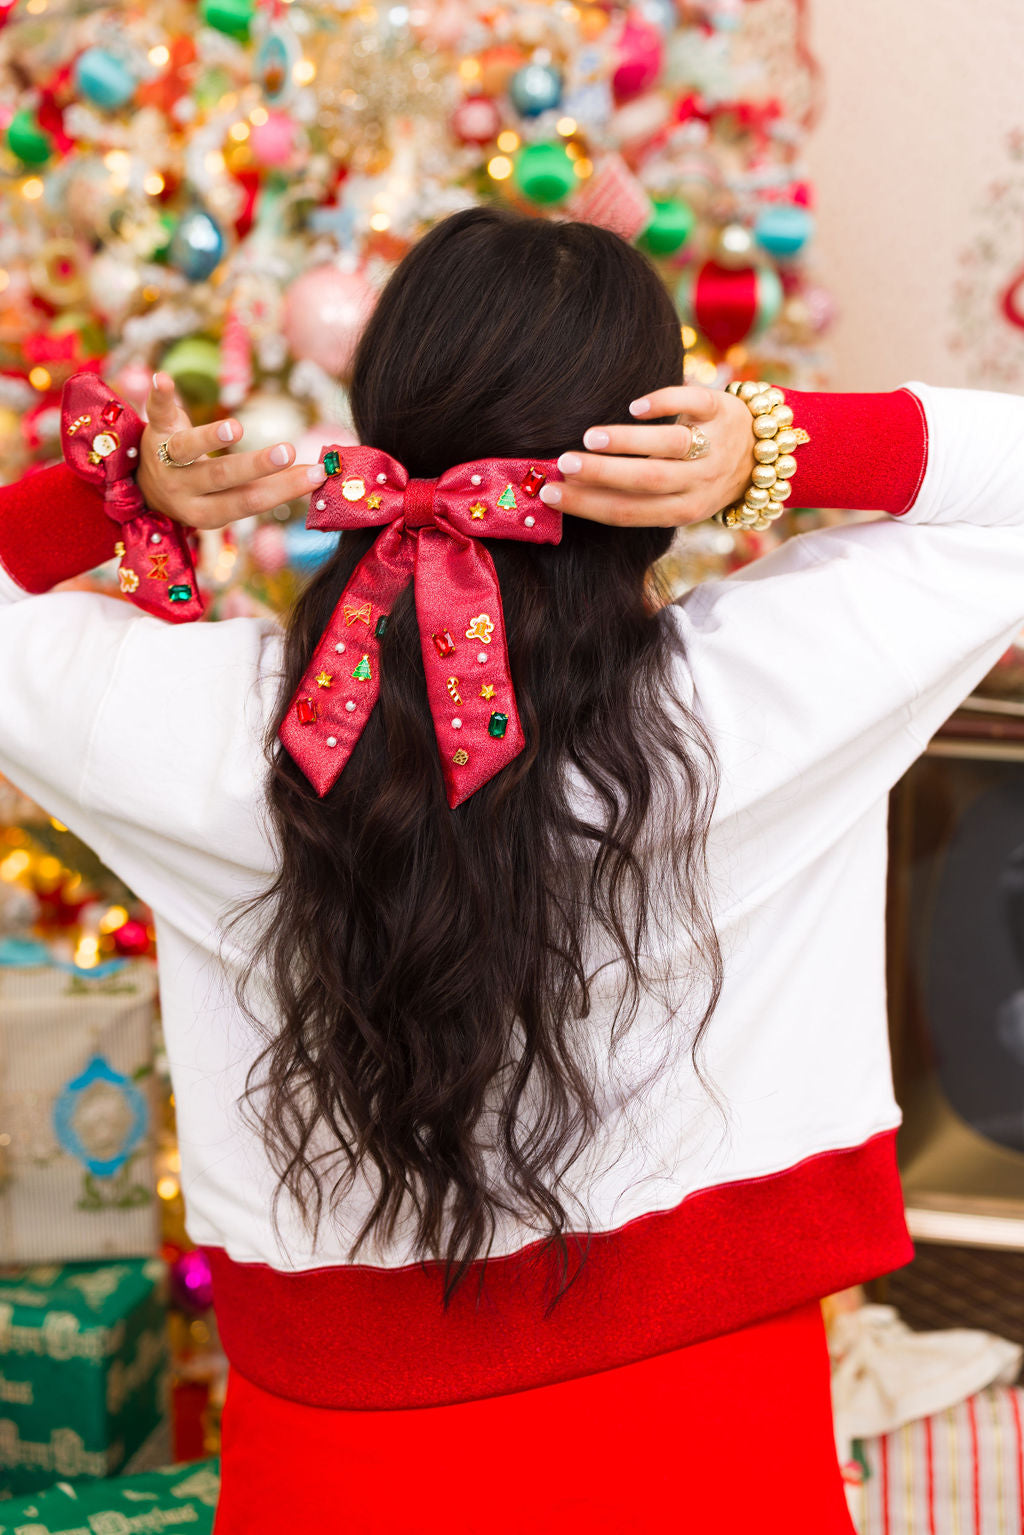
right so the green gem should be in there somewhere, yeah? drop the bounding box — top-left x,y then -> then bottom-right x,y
488,711 -> 509,739
497,484 -> 516,510
168,584 -> 192,602
374,615 -> 389,639
352,654 -> 372,681
323,450 -> 342,476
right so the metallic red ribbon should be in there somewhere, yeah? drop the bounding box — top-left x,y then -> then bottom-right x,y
61,373 -> 203,624
279,447 -> 563,808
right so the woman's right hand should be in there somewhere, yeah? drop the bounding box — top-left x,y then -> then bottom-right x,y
537,385 -> 755,527
137,373 -> 327,530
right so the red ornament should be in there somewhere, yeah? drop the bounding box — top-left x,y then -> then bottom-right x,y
111,918 -> 151,957
432,630 -> 456,657
520,467 -> 546,497
296,697 -> 317,725
450,95 -> 502,146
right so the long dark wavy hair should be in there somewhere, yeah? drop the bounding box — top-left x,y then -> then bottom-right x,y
234,207 -> 723,1305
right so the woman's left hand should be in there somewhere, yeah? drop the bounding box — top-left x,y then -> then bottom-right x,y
137,373 -> 327,530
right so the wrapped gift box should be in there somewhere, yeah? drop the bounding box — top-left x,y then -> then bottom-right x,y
0,1259 -> 169,1498
0,1457 -> 219,1532
0,960 -> 160,1262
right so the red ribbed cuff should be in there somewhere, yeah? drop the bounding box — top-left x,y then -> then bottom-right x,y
782,387 -> 929,517
0,462 -> 118,594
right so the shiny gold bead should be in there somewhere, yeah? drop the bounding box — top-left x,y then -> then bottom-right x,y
738,381 -> 762,401
753,439 -> 780,464
744,486 -> 770,510
774,454 -> 798,479
771,479 -> 792,500
764,387 -> 785,409
752,414 -> 780,440
748,391 -> 774,416
751,464 -> 778,489
752,515 -> 771,530
726,381 -> 743,395
774,428 -> 798,454
772,404 -> 794,429
765,501 -> 786,520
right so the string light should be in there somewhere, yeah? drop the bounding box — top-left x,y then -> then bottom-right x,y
22,178 -> 44,201
458,58 -> 481,82
25,0 -> 46,12
229,121 -> 250,142
496,130 -> 519,152
157,1175 -> 180,1201
293,59 -> 316,85
573,157 -> 593,178
681,326 -> 698,348
28,366 -> 51,391
0,850 -> 31,881
556,117 -> 577,137
0,270 -> 9,292
143,172 -> 165,195
73,934 -> 100,969
250,106 -> 269,126
369,212 -> 390,231
103,150 -> 131,175
99,905 -> 130,934
148,44 -> 170,66
487,155 -> 514,181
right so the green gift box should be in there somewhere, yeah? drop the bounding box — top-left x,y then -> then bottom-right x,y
0,1457 -> 219,1532
0,1261 -> 168,1499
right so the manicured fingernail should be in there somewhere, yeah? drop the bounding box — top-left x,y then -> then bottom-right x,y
629,398 -> 651,416
538,483 -> 562,505
583,429 -> 609,450
270,443 -> 290,466
306,464 -> 327,484
217,420 -> 235,443
557,453 -> 582,474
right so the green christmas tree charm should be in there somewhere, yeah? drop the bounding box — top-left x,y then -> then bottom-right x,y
351,653 -> 372,681
497,484 -> 516,510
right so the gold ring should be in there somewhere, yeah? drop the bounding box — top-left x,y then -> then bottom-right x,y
157,438 -> 197,469
684,427 -> 711,461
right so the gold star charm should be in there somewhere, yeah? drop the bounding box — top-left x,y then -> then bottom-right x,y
316,671 -> 333,688
465,613 -> 494,644
480,683 -> 495,700
366,493 -> 383,510
469,501 -> 486,520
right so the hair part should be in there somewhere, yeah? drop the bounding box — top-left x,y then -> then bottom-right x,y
230,208 -> 723,1306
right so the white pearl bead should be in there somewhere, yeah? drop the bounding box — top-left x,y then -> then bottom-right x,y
316,499 -> 326,511
150,533 -> 162,544
524,515 -> 535,528
345,700 -> 356,712
376,473 -> 387,484
326,736 -> 337,747
127,447 -> 138,458
452,718 -> 462,729
477,652 -> 487,664
334,641 -> 346,653
471,474 -> 482,486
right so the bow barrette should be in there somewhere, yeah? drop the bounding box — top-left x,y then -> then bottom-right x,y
61,373 -> 203,624
279,447 -> 564,808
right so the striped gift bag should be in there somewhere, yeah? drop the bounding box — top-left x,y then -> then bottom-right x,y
855,1387 -> 1024,1534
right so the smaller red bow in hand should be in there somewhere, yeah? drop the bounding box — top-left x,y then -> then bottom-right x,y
61,373 -> 203,624
279,447 -> 563,808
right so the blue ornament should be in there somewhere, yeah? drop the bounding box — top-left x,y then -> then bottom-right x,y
285,525 -> 341,574
53,1054 -> 148,1178
73,48 -> 137,111
508,63 -> 563,118
168,208 -> 226,282
754,204 -> 815,260
636,0 -> 677,36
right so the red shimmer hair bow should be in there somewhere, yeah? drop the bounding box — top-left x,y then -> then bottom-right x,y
61,373 -> 203,623
279,447 -> 564,808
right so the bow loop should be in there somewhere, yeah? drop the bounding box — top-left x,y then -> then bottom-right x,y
280,447 -> 564,807
60,373 -> 204,625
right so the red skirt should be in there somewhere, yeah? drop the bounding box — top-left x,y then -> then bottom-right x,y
215,1298 -> 855,1534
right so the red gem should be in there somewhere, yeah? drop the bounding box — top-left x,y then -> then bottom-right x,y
101,401 -> 123,427
521,467 -> 546,496
432,630 -> 456,657
296,697 -> 317,725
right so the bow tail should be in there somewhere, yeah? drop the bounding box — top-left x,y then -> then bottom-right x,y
413,529 -> 526,809
279,523 -> 414,796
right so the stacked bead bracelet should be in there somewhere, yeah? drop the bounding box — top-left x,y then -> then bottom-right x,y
713,380 -> 810,531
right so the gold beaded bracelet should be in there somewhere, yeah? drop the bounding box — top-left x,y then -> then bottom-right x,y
712,380 -> 810,531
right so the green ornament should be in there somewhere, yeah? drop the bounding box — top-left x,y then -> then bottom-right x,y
497,484 -> 516,510
639,198 -> 697,259
7,108 -> 53,166
488,712 -> 509,739
511,143 -> 575,206
168,584 -> 193,602
374,615 -> 389,638
200,0 -> 255,41
352,653 -> 372,681
159,336 -> 221,406
323,450 -> 342,476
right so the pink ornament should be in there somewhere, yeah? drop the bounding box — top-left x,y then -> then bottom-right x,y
282,266 -> 376,379
110,361 -> 152,410
111,918 -> 151,957
219,310 -> 253,409
612,12 -> 664,102
450,96 -> 502,146
171,1249 -> 215,1314
250,524 -> 288,574
250,110 -> 297,168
